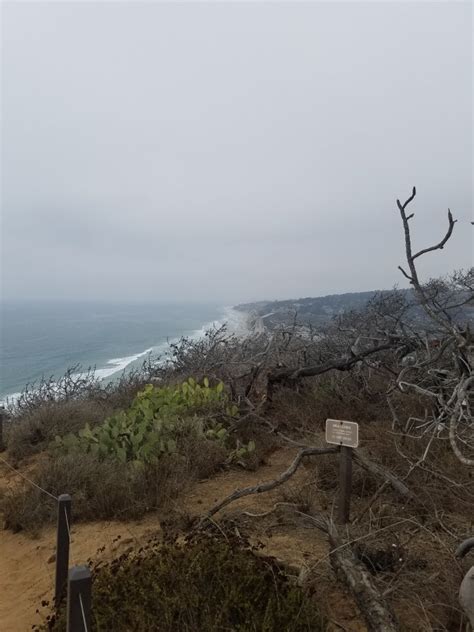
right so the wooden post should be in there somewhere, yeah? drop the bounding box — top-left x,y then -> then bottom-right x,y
338,446 -> 353,524
55,494 -> 72,605
67,566 -> 91,632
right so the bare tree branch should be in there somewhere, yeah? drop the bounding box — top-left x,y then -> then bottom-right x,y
353,450 -> 417,501
412,209 -> 457,261
198,446 -> 338,524
267,341 -> 398,401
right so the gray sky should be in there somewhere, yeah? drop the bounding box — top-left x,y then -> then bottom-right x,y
1,1 -> 472,304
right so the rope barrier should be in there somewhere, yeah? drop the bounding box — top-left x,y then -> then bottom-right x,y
0,454 -> 59,501
64,506 -> 71,541
0,452 -> 93,629
79,593 -> 89,632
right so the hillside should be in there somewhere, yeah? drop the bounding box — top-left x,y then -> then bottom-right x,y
235,287 -> 474,331
235,290 -> 383,329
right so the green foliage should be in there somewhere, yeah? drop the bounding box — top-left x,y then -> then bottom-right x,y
229,439 -> 257,463
51,379 -> 253,465
39,535 -> 325,632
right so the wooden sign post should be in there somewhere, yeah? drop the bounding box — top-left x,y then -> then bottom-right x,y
338,446 -> 353,524
325,419 -> 359,525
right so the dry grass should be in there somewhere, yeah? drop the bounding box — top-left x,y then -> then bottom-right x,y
6,399 -> 114,462
275,468 -> 469,631
264,379 -> 473,631
1,435 -> 227,533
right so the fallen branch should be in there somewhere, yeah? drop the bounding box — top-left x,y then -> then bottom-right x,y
327,522 -> 399,632
353,450 -> 417,501
241,501 -> 298,519
198,446 -> 338,524
292,511 -> 399,631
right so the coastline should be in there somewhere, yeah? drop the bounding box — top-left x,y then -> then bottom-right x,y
0,305 -> 252,407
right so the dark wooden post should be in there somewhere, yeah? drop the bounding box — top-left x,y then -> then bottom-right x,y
67,565 -> 91,632
337,446 -> 353,524
55,494 -> 72,604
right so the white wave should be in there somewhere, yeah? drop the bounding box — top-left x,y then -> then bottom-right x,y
0,306 -> 253,405
0,352 -> 158,408
92,347 -> 154,380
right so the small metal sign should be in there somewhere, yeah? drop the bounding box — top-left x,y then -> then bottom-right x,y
325,419 -> 359,449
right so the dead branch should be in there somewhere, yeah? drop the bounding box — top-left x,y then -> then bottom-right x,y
327,522 -> 399,632
397,187 -> 456,279
397,187 -> 463,338
353,451 -> 417,501
267,341 -> 398,402
300,509 -> 401,631
198,446 -> 338,524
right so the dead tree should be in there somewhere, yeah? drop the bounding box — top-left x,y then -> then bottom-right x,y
262,187 -> 473,465
394,187 -> 473,466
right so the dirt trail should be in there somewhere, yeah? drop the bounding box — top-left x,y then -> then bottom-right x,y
0,448 -> 366,632
0,510 -> 161,632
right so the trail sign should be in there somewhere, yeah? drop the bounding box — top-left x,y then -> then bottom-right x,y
326,419 -> 359,524
325,419 -> 359,449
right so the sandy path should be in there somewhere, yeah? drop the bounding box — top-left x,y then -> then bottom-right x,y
0,515 -> 162,631
0,448 -> 365,631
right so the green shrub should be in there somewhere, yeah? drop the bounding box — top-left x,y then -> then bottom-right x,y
39,535 -> 325,631
52,379 -> 253,465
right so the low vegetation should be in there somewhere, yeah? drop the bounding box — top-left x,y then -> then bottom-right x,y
2,379 -> 257,531
37,532 -> 325,632
51,379 -> 245,464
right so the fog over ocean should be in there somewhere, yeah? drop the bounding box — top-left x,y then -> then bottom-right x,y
0,302 -> 248,402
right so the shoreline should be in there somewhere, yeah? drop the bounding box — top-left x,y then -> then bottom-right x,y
0,305 -> 253,407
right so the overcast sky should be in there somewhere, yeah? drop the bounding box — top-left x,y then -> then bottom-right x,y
1,1 -> 472,304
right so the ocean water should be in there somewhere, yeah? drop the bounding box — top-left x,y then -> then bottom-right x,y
0,301 -> 246,402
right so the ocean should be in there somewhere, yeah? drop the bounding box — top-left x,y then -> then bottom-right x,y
0,301 -> 247,403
